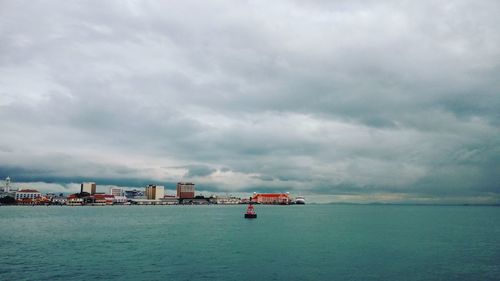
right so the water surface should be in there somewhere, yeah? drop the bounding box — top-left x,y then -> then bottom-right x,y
1,204 -> 499,280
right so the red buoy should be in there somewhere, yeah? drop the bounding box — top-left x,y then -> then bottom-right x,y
244,204 -> 257,219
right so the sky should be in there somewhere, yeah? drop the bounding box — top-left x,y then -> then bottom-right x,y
0,0 -> 499,203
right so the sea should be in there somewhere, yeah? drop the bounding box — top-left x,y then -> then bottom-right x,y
1,204 -> 499,281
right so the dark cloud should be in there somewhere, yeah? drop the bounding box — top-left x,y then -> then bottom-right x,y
0,0 -> 499,203
181,165 -> 217,178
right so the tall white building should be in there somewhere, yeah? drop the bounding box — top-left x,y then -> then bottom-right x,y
109,187 -> 124,197
145,185 -> 164,200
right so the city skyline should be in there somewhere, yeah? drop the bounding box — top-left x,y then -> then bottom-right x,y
1,1 -> 499,204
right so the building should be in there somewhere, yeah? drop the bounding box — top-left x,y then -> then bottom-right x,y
145,185 -> 165,200
124,189 -> 144,198
109,187 -> 124,197
160,196 -> 179,205
81,182 -> 96,195
15,189 -> 42,200
45,193 -> 67,205
177,182 -> 195,199
82,194 -> 106,205
1,176 -> 17,198
251,193 -> 292,204
214,196 -> 241,204
92,194 -> 114,205
67,194 -> 84,205
113,196 -> 128,204
4,176 -> 11,193
15,189 -> 47,204
51,196 -> 68,205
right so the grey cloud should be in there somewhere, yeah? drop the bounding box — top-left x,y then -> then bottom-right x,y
252,175 -> 274,182
182,165 -> 218,178
0,0 -> 499,203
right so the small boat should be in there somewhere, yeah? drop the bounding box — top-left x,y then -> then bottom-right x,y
295,196 -> 305,204
244,204 -> 257,219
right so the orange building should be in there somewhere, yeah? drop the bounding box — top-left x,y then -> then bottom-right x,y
251,193 -> 291,205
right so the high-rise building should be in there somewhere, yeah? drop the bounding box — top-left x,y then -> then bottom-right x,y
176,182 -> 195,199
109,187 -> 124,197
145,185 -> 164,200
81,182 -> 96,195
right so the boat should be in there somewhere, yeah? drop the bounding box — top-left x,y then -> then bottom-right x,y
244,204 -> 257,218
295,196 -> 305,204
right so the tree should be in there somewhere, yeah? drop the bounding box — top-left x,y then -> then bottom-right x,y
0,196 -> 17,205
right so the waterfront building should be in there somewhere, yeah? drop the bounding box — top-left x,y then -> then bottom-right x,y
145,185 -> 165,200
130,198 -> 174,205
81,182 -> 96,195
109,187 -> 124,197
179,197 -> 211,205
240,198 -> 251,204
4,176 -> 11,193
214,196 -> 241,204
51,196 -> 68,205
130,199 -> 157,205
113,196 -> 128,204
15,189 -> 48,204
1,177 -> 17,199
45,193 -> 56,199
91,194 -> 114,205
67,194 -> 84,205
83,195 -> 103,205
251,193 -> 292,204
124,189 -> 144,198
15,189 -> 42,200
177,182 -> 195,199
160,196 -> 179,205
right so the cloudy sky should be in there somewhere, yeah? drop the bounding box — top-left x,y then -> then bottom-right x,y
1,0 -> 499,203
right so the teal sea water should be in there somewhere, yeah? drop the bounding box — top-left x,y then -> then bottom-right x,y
1,204 -> 499,280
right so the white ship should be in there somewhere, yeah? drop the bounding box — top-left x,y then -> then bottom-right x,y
295,196 -> 305,204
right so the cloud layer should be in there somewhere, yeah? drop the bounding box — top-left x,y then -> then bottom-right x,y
1,0 -> 499,203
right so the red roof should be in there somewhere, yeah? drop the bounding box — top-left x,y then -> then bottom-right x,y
90,194 -> 115,200
253,193 -> 289,198
18,189 -> 40,193
93,194 -> 114,199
